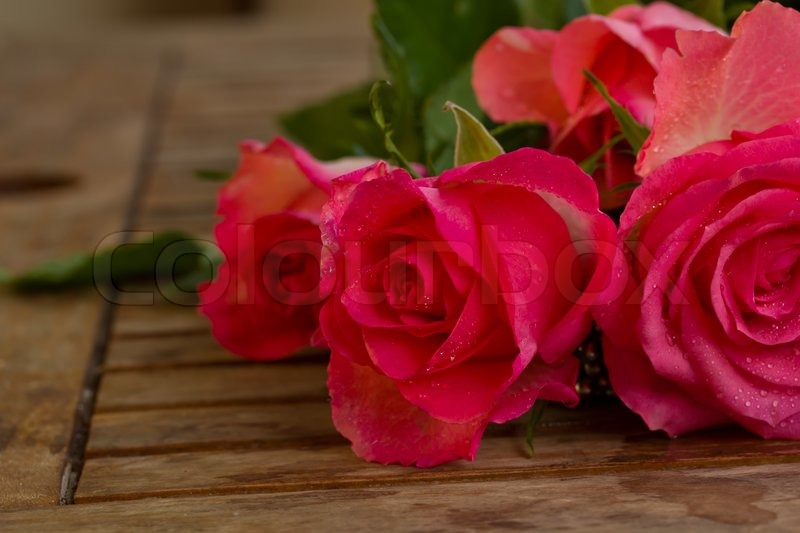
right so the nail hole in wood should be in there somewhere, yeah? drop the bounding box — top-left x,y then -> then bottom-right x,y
0,171 -> 79,195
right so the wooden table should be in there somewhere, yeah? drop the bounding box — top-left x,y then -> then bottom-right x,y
2,1 -> 800,530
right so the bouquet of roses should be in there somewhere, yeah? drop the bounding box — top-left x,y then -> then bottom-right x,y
199,0 -> 800,467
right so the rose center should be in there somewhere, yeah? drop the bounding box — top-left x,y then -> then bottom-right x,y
383,257 -> 445,319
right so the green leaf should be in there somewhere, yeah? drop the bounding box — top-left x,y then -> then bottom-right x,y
4,253 -> 93,291
422,64 -> 486,174
280,83 -> 389,160
369,81 -> 421,178
525,400 -> 548,458
2,231 -> 206,293
579,133 -> 625,175
372,0 -> 520,171
515,0 -> 587,28
159,245 -> 222,303
194,169 -> 230,181
373,0 -> 520,102
724,1 -> 755,25
583,0 -> 638,15
583,69 -> 650,154
446,102 -> 504,166
490,121 -> 549,153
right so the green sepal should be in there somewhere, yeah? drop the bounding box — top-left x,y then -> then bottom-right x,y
525,400 -> 548,458
584,69 -> 650,154
445,101 -> 505,167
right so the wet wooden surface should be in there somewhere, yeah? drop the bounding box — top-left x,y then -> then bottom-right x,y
2,0 -> 800,529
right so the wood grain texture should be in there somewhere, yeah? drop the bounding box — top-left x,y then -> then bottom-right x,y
95,364 -> 329,412
76,400 -> 800,504
103,335 -> 239,370
86,402 -> 340,457
0,44 -> 160,509
112,299 -> 210,338
7,464 -> 798,531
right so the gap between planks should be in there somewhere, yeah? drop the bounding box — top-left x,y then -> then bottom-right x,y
58,50 -> 183,506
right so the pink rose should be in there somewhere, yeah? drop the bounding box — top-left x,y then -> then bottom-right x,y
320,149 -> 617,466
595,122 -> 800,438
472,2 -> 717,208
637,1 -> 800,176
200,137 -> 372,360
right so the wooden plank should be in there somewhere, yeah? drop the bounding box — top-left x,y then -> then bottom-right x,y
74,440 -> 800,505
132,210 -> 215,239
95,364 -> 329,412
157,113 -> 280,165
7,464 -> 798,531
142,165 -> 222,214
76,408 -> 800,503
103,335 -> 239,370
104,334 -> 326,371
0,43 -> 161,509
169,76 -> 372,118
86,402 -> 340,458
112,299 -> 210,338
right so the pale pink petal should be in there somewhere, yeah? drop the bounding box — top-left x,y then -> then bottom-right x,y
472,27 -> 567,125
618,1 -> 720,50
220,137 -> 373,223
638,1 -> 800,176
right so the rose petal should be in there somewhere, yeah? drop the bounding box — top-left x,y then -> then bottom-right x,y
472,27 -> 567,125
200,214 -> 322,360
219,137 -> 370,223
397,358 -> 517,424
489,355 -> 580,423
328,352 -> 487,467
602,339 -> 730,436
362,327 -> 444,381
638,1 -> 800,175
617,1 -> 720,49
553,13 -> 656,114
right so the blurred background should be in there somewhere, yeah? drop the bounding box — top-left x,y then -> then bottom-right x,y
0,0 -> 374,269
0,0 -> 364,36
1,0 -> 374,507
